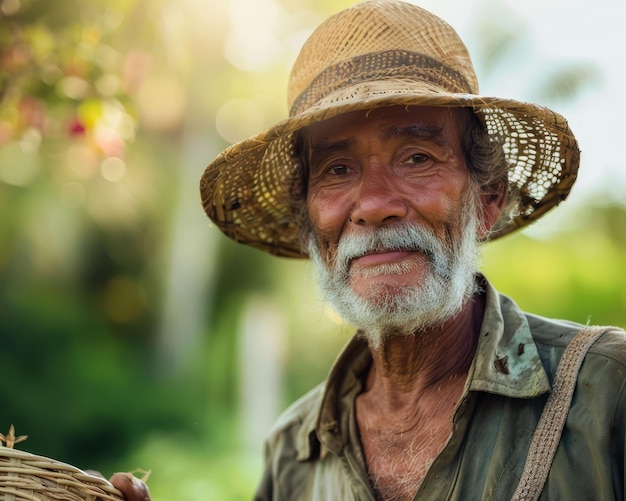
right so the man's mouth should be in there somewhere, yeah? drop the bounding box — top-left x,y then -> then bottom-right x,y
350,249 -> 423,267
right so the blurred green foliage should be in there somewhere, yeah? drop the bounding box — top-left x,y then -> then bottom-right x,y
0,0 -> 624,500
484,205 -> 626,328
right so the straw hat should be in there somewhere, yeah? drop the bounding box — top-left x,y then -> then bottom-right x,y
200,0 -> 580,258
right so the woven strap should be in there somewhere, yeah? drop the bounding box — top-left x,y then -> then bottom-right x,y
511,326 -> 617,501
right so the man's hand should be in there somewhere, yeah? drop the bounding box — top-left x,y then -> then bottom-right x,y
109,471 -> 152,501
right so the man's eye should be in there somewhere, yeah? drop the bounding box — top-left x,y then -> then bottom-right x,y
328,165 -> 350,175
407,153 -> 430,164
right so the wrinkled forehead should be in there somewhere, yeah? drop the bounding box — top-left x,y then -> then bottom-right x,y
293,106 -> 475,182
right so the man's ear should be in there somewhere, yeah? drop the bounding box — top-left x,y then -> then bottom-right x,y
478,181 -> 508,239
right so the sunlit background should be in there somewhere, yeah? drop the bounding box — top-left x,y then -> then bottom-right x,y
1,0 -> 625,499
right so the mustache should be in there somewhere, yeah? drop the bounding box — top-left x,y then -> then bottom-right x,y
331,223 -> 451,273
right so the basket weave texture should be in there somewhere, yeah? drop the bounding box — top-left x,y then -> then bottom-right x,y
0,447 -> 123,501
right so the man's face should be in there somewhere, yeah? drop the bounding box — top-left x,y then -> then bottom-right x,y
303,106 -> 487,342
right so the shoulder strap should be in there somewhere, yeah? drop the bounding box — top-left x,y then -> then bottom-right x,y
511,325 -> 619,501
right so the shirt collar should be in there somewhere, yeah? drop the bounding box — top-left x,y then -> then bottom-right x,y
296,275 -> 551,461
298,334 -> 371,459
467,276 -> 550,398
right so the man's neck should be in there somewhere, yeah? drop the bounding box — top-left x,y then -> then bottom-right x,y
355,294 -> 485,500
361,293 -> 484,412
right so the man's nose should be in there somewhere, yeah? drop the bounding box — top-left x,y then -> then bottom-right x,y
349,169 -> 408,226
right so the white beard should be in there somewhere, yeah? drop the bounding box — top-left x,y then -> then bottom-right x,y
308,197 -> 482,349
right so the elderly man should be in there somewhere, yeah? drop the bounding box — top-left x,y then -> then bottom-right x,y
118,1 -> 625,500
201,1 -> 626,501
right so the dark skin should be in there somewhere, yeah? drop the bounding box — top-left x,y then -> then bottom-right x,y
304,106 -> 507,499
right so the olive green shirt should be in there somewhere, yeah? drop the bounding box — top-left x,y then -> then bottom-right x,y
254,277 -> 626,500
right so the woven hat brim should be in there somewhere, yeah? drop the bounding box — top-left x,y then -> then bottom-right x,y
200,82 -> 580,258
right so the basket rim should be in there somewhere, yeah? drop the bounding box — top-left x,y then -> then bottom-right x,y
0,447 -> 124,501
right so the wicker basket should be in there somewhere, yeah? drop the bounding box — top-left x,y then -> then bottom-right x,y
0,446 -> 124,501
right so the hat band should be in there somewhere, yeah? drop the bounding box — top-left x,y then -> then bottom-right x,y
289,50 -> 474,116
